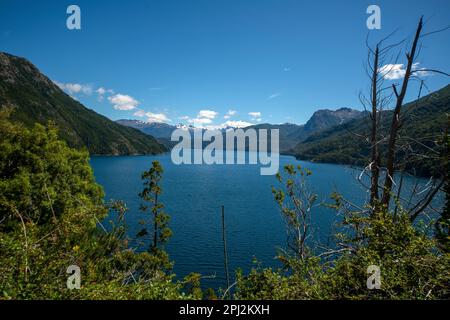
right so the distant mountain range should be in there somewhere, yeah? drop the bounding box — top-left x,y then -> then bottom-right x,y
0,52 -> 166,155
2,51 -> 448,176
117,107 -> 366,152
116,85 -> 450,177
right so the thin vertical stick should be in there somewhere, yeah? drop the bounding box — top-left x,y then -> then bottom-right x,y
221,205 -> 231,299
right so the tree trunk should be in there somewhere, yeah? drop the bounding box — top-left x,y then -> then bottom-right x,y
370,45 -> 380,208
381,17 -> 423,208
154,191 -> 158,249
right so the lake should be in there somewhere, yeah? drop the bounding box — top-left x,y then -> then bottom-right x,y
90,153 -> 441,291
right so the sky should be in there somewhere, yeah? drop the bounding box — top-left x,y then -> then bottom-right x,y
0,0 -> 449,127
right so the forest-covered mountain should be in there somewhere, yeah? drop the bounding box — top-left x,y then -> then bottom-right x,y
248,108 -> 365,152
0,52 -> 166,155
293,84 -> 450,176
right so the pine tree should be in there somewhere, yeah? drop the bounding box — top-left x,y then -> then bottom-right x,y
138,161 -> 172,252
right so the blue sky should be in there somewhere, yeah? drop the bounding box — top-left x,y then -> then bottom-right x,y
0,0 -> 449,127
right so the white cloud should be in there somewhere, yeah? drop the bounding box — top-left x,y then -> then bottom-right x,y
55,82 -> 117,102
224,109 -> 237,119
222,120 -> 253,128
268,92 -> 281,100
96,87 -> 108,101
379,64 -> 406,80
175,110 -> 254,128
55,81 -> 93,95
108,94 -> 139,110
379,62 -> 430,80
146,112 -> 170,123
248,112 -> 262,121
200,120 -> 253,130
411,62 -> 431,77
182,109 -> 219,127
96,87 -> 106,95
134,110 -> 170,123
198,110 -> 218,119
189,118 -> 213,126
283,67 -> 291,72
133,110 -> 146,117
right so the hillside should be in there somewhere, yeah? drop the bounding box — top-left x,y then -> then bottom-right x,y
0,52 -> 166,155
293,85 -> 450,176
248,108 -> 364,153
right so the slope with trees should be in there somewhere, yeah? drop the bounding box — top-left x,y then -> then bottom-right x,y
0,52 -> 166,156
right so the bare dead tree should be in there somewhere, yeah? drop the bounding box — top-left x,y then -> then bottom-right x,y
360,33 -> 400,210
369,45 -> 381,207
358,16 -> 450,220
381,17 -> 423,208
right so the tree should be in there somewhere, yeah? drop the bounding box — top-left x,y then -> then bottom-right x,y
0,107 -> 104,227
236,17 -> 450,300
272,165 -> 317,263
138,161 -> 172,252
357,17 -> 448,220
380,17 -> 423,208
435,122 -> 450,252
0,109 -> 195,299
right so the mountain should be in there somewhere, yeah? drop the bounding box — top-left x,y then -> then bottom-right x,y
293,84 -> 450,176
0,52 -> 166,155
303,107 -> 365,133
115,119 -> 181,148
248,108 -> 364,153
245,123 -> 304,152
117,108 -> 364,153
115,119 -> 176,139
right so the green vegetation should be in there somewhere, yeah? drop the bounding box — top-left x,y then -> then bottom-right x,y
1,19 -> 449,299
234,165 -> 450,300
0,52 -> 166,155
294,85 -> 450,177
435,127 -> 450,253
136,161 -> 173,270
0,109 -> 449,300
0,109 -> 197,299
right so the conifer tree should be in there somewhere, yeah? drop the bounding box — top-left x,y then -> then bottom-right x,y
138,160 -> 172,251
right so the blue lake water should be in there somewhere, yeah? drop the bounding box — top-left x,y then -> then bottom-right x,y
90,153 -> 441,291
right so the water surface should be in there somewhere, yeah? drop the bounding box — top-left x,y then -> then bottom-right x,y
90,153 -> 440,290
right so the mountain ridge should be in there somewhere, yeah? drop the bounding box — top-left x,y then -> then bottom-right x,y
293,84 -> 450,176
0,51 -> 166,155
117,107 -> 365,152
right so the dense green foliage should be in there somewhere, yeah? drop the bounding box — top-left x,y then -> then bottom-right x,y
235,166 -> 450,300
0,52 -> 166,155
294,85 -> 450,176
0,111 -> 198,299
